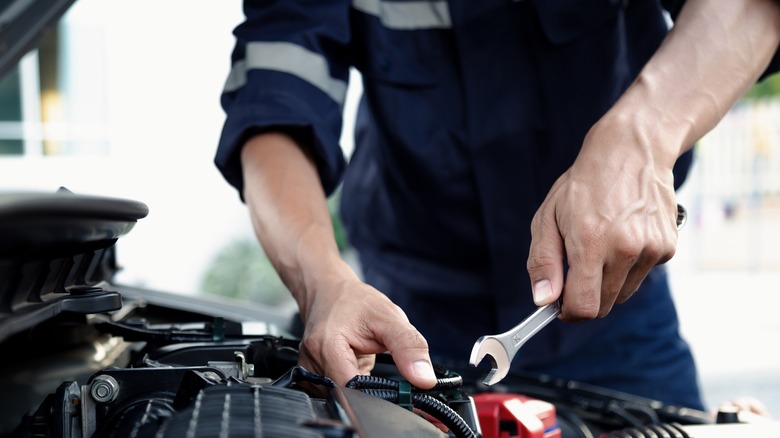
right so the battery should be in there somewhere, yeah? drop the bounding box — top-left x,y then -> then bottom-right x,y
473,393 -> 561,438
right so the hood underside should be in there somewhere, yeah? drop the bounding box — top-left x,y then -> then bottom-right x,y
0,0 -> 77,79
0,189 -> 148,342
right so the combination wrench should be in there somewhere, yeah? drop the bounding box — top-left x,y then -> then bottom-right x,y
469,204 -> 688,386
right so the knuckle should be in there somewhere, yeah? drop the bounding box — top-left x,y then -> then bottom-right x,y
385,302 -> 412,325
393,326 -> 429,352
615,248 -> 641,267
530,206 -> 552,233
527,252 -> 558,273
643,243 -> 664,262
563,297 -> 600,321
645,239 -> 675,265
297,339 -> 325,373
570,304 -> 600,320
579,305 -> 600,320
658,236 -> 677,263
299,332 -> 324,357
568,217 -> 607,260
576,217 -> 603,246
529,211 -> 544,234
612,233 -> 643,264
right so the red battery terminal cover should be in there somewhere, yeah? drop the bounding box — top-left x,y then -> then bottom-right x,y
473,393 -> 562,438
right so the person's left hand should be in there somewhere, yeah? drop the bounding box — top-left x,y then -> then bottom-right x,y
526,117 -> 681,320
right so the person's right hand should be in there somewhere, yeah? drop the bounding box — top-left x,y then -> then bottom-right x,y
239,132 -> 436,389
297,276 -> 438,389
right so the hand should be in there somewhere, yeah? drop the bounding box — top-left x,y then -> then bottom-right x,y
715,397 -> 773,421
240,133 -> 437,389
527,118 -> 681,320
297,277 -> 438,389
522,0 -> 780,321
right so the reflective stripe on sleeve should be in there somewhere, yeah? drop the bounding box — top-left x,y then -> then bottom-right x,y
223,41 -> 347,106
352,0 -> 452,30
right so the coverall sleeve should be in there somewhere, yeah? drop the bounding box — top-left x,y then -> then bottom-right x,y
215,1 -> 353,197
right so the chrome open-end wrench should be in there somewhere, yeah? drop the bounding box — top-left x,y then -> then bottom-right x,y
469,300 -> 561,386
469,204 -> 688,386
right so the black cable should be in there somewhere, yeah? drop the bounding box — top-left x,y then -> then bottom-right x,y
430,374 -> 463,391
655,422 -> 689,438
606,401 -> 647,429
624,404 -> 661,425
271,365 -> 336,388
605,422 -> 690,438
360,389 -> 477,438
555,405 -> 596,438
346,375 -> 397,390
346,374 -> 463,392
412,393 -> 477,438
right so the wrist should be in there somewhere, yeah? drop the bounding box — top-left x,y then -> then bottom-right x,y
591,76 -> 688,174
295,241 -> 360,322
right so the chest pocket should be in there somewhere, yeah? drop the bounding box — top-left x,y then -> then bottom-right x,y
533,0 -> 625,45
349,2 -> 452,87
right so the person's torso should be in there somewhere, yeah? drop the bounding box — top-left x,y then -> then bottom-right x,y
342,0 -> 671,317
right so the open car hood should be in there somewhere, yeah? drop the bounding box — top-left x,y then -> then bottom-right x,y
0,189 -> 148,342
0,0 -> 77,79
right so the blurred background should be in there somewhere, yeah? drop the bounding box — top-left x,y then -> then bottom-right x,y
0,0 -> 777,417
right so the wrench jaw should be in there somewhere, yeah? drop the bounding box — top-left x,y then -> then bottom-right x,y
469,301 -> 563,387
469,337 -> 510,386
480,355 -> 510,386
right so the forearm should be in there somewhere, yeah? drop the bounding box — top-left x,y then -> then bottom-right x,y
596,0 -> 780,170
528,0 -> 780,318
240,132 -> 437,387
240,132 -> 356,320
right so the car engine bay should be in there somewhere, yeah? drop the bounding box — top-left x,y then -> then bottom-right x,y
1,191 -> 778,438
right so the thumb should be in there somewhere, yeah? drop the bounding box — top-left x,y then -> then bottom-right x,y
377,321 -> 437,389
527,210 -> 565,306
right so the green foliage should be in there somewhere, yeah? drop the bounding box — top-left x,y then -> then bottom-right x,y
200,238 -> 292,307
328,187 -> 349,251
200,186 -> 349,305
743,72 -> 780,100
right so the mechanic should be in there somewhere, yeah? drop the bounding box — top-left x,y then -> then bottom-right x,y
215,0 -> 780,410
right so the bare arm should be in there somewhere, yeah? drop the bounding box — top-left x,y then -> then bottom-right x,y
527,0 -> 780,320
241,132 -> 437,387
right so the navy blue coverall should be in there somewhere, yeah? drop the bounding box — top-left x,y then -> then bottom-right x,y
212,0 -> 765,409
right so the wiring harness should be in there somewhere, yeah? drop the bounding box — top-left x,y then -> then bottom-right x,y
346,374 -> 477,438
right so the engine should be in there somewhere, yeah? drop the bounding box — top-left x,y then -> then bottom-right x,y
1,191 -> 776,438
0,284 -> 721,438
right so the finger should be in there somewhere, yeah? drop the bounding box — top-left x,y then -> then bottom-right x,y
730,397 -> 771,418
560,257 -> 603,321
598,264 -> 630,317
616,254 -> 656,304
356,354 -> 377,375
374,319 -> 436,389
527,208 -> 566,306
617,226 -> 675,303
599,232 -> 642,316
559,219 -> 605,320
299,332 -> 364,386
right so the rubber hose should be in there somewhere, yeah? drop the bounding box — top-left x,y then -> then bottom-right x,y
359,389 -> 477,438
